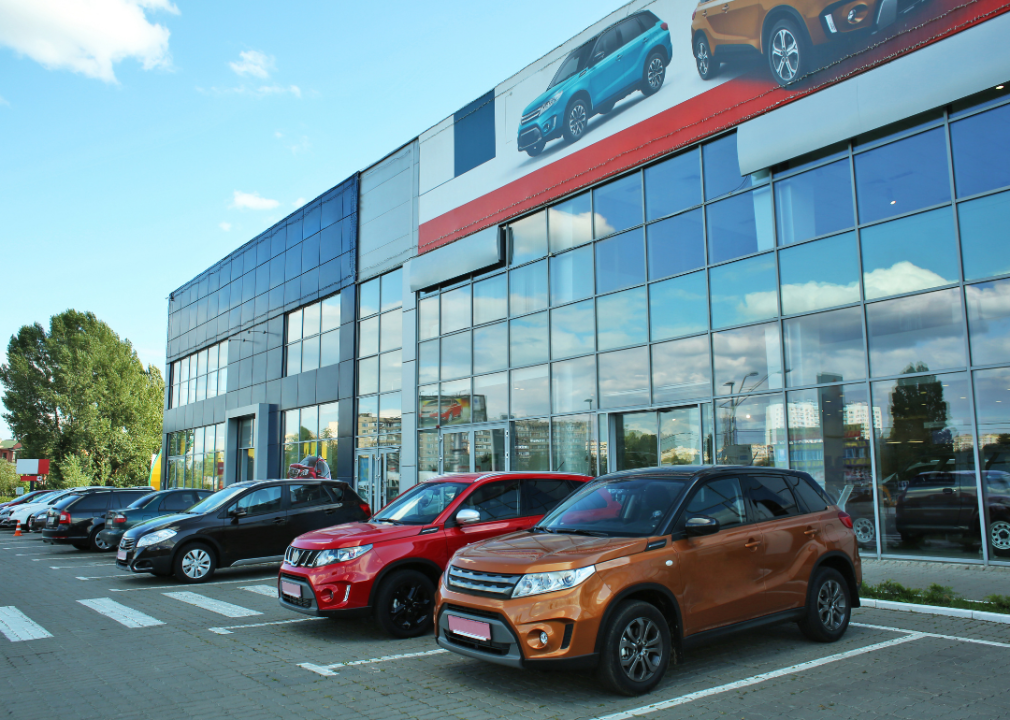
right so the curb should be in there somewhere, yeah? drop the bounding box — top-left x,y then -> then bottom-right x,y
860,598 -> 1010,625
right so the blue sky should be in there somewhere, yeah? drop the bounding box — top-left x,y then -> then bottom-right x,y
0,0 -> 628,440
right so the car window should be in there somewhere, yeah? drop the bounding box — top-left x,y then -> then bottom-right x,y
684,477 -> 746,529
323,484 -> 345,502
235,486 -> 283,516
789,476 -> 829,513
112,492 -> 146,509
618,16 -> 645,42
288,484 -> 330,509
161,492 -> 198,512
522,478 -> 575,516
746,475 -> 800,521
549,41 -> 594,88
593,27 -> 622,61
541,477 -> 689,537
376,482 -> 467,524
460,480 -> 520,522
72,494 -> 110,513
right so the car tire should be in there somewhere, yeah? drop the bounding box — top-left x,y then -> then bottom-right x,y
72,542 -> 90,551
641,50 -> 666,96
694,35 -> 718,80
990,520 -> 1010,557
798,567 -> 851,643
89,527 -> 113,552
375,569 -> 435,638
562,97 -> 590,145
525,141 -> 545,157
767,18 -> 810,86
173,542 -> 216,583
596,600 -> 671,696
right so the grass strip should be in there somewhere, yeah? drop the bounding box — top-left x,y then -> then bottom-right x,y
861,580 -> 1010,614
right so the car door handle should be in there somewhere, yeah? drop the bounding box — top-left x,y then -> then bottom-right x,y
722,3 -> 729,10
804,527 -> 819,536
744,538 -> 761,549
272,518 -> 288,524
616,54 -> 622,61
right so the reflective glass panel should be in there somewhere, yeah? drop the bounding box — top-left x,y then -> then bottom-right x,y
418,384 -> 438,429
703,133 -> 745,200
552,415 -> 593,475
512,419 -> 550,471
548,192 -> 592,253
866,288 -> 966,377
595,227 -> 645,295
779,232 -> 860,314
303,302 -> 321,337
713,322 -> 783,395
861,208 -> 958,301
473,273 -> 508,325
286,342 -> 301,376
709,253 -> 778,329
951,103 -> 1010,198
418,339 -> 439,384
551,355 -> 597,414
551,299 -> 595,360
418,430 -> 439,481
971,367 -> 1010,560
647,208 -> 704,281
615,411 -> 657,470
966,279 -> 1010,366
441,286 -> 471,334
645,148 -> 701,221
473,371 -> 509,422
359,278 -> 380,318
440,331 -> 472,380
649,270 -> 708,342
357,395 -> 378,436
440,378 -> 471,426
706,187 -> 773,264
511,364 -> 550,418
379,350 -> 402,393
319,402 -> 339,439
596,287 -> 648,352
550,245 -> 593,305
716,393 -> 787,467
854,127 -> 951,223
418,296 -> 439,341
652,335 -> 712,404
509,260 -> 549,315
510,210 -> 548,266
959,190 -> 1010,281
872,372 -> 977,559
784,306 -> 866,387
593,173 -> 643,237
321,294 -> 341,332
380,310 -> 402,352
380,268 -> 403,312
660,406 -> 702,466
473,321 -> 508,375
320,330 -> 340,368
510,311 -> 549,367
775,160 -> 854,246
598,346 -> 650,409
287,309 -> 302,343
379,393 -> 401,434
358,356 -> 378,395
302,335 -> 320,372
359,316 -> 379,357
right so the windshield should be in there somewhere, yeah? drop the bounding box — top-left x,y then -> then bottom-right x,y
538,476 -> 689,537
549,41 -> 594,89
184,485 -> 250,515
127,492 -> 160,510
374,482 -> 467,525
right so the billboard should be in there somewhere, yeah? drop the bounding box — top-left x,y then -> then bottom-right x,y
418,0 -> 1009,254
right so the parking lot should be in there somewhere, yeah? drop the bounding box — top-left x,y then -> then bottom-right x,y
1,533 -> 1009,720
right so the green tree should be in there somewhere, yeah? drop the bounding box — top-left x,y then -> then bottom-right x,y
0,310 -> 164,487
0,459 -> 19,499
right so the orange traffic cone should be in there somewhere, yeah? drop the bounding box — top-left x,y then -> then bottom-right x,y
13,521 -> 22,537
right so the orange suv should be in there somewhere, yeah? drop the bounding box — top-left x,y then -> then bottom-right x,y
434,466 -> 861,695
690,0 -> 930,86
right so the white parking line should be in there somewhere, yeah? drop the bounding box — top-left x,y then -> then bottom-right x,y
164,591 -> 262,618
76,575 -> 128,580
209,617 -> 326,634
51,563 -> 114,569
77,599 -> 165,628
109,576 -> 277,592
299,648 -> 450,677
850,622 -> 1010,648
240,585 -> 278,597
0,607 -> 53,642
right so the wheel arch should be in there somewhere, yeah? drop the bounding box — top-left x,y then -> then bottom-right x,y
593,583 -> 684,659
761,6 -> 810,54
566,90 -> 593,115
646,44 -> 669,64
367,558 -> 444,607
811,551 -> 861,608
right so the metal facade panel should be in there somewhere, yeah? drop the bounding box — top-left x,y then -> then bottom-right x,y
408,224 -> 501,292
359,141 -> 419,281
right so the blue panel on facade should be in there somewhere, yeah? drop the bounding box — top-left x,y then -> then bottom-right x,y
454,90 -> 496,177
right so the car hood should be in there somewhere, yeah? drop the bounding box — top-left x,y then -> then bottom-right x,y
291,521 -> 422,549
451,531 -> 648,574
522,77 -> 577,117
123,513 -> 194,538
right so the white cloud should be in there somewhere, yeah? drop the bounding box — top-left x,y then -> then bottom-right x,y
781,280 -> 860,315
230,190 -> 279,211
0,94 -> 8,106
292,197 -> 306,208
0,0 -> 177,83
219,222 -> 231,232
863,261 -> 948,300
229,49 -> 273,78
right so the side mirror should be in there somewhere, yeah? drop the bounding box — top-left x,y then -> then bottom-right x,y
592,51 -> 605,64
685,516 -> 720,537
228,507 -> 247,519
455,508 -> 481,525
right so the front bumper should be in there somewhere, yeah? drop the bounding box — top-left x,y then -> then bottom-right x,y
517,113 -> 560,151
116,544 -> 174,575
99,528 -> 126,547
277,560 -> 373,617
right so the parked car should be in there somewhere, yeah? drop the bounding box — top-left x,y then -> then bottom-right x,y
98,488 -> 214,549
116,479 -> 370,583
1,491 -> 60,528
42,487 -> 154,551
435,466 -> 861,695
287,456 -> 332,480
5,489 -> 82,532
278,471 -> 590,638
517,10 -> 672,156
0,489 -> 51,511
690,0 -> 930,86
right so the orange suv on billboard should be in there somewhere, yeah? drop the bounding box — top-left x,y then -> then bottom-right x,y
690,0 -> 929,86
435,466 -> 861,695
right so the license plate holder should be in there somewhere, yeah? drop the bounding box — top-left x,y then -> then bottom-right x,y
447,614 -> 491,642
281,581 -> 302,598
117,549 -> 127,562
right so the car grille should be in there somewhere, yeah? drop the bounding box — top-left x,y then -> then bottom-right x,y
119,537 -> 135,551
521,108 -> 542,123
519,127 -> 543,147
446,566 -> 521,596
284,546 -> 319,567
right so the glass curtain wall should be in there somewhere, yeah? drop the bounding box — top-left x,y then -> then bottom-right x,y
357,270 -> 403,449
415,87 -> 1010,564
166,424 -> 225,490
282,402 -> 339,477
285,294 -> 341,375
169,340 -> 228,408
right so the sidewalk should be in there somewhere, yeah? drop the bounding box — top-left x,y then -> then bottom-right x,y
861,557 -> 1010,601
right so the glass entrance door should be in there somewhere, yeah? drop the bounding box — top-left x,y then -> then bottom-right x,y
354,448 -> 401,512
439,426 -> 508,474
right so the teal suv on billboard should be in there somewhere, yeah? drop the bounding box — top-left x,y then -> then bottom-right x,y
517,11 -> 672,157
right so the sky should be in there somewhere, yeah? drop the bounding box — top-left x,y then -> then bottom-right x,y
0,0 -> 630,440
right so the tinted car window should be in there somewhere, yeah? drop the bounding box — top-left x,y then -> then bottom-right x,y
685,477 -> 746,529
522,478 -> 574,516
72,494 -> 110,512
127,493 -> 159,510
324,484 -> 345,502
162,491 -> 199,512
789,476 -> 828,513
746,475 -> 799,520
460,480 -> 520,521
541,477 -> 689,536
376,482 -> 467,524
288,484 -> 329,508
112,492 -> 147,509
594,27 -> 622,60
235,486 -> 283,516
619,16 -> 645,41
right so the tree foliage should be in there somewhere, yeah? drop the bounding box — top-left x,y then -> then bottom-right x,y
0,459 -> 19,499
0,310 -> 164,487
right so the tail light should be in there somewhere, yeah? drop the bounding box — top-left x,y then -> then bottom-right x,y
359,503 -> 371,518
838,511 -> 854,529
114,514 -> 126,524
662,21 -> 669,29
59,511 -> 71,525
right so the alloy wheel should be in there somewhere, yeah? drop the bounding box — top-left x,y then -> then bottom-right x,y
991,521 -> 1010,551
618,617 -> 663,682
853,517 -> 875,544
94,535 -> 110,551
568,102 -> 587,139
181,548 -> 211,579
695,43 -> 709,76
817,579 -> 847,631
771,28 -> 800,82
389,582 -> 432,631
647,57 -> 665,89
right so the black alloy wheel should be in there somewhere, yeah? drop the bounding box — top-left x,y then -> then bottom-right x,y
376,569 -> 435,638
642,50 -> 666,96
562,97 -> 589,144
798,567 -> 851,642
90,527 -> 113,552
597,600 -> 671,696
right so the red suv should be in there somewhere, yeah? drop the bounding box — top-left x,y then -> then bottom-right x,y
277,471 -> 590,637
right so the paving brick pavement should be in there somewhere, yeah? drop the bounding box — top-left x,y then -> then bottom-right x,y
861,556 -> 1010,599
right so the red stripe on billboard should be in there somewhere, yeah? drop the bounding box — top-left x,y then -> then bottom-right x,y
419,0 -> 1010,254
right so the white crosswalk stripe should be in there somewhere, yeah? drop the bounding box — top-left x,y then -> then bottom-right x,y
0,606 -> 52,642
240,585 -> 277,597
163,591 -> 262,618
77,598 -> 165,628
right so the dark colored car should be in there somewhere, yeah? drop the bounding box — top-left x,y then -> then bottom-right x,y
116,479 -> 370,583
278,471 -> 590,638
287,455 -> 331,480
99,488 -> 213,549
42,488 -> 155,551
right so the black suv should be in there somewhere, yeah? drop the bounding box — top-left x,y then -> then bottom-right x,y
42,488 -> 155,551
99,488 -> 213,549
116,479 -> 370,583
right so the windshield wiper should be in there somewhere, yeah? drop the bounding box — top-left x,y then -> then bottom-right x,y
373,518 -> 405,524
543,528 -> 609,537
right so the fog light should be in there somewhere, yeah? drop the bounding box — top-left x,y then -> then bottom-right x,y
539,631 -> 549,646
320,588 -> 334,603
526,629 -> 550,649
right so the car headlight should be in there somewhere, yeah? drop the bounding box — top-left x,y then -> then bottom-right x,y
137,529 -> 177,548
311,544 -> 372,567
512,566 -> 596,598
540,90 -> 563,113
